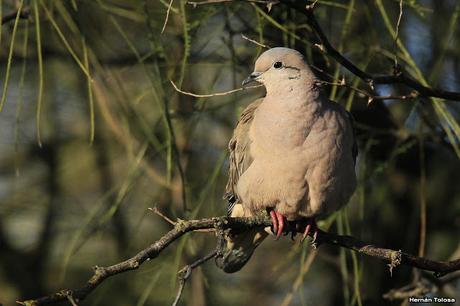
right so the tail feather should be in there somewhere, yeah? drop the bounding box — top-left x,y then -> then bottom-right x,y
215,204 -> 268,273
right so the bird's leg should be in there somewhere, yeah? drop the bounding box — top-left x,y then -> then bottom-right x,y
300,218 -> 319,243
301,223 -> 311,242
275,211 -> 285,240
267,209 -> 287,240
269,210 -> 278,236
312,224 -> 319,243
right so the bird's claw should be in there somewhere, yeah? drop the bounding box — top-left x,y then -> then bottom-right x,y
300,218 -> 319,243
269,210 -> 278,236
268,209 -> 286,240
268,211 -> 321,244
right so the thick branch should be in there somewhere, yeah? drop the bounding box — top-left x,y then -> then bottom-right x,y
19,215 -> 460,306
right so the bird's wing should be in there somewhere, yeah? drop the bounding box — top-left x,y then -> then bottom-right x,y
216,98 -> 267,274
224,98 -> 263,215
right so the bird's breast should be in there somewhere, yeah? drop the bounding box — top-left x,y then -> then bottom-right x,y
249,101 -> 316,156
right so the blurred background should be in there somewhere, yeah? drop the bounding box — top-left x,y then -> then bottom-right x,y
0,0 -> 459,305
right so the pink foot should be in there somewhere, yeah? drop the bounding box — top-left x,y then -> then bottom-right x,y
301,218 -> 319,243
268,209 -> 286,240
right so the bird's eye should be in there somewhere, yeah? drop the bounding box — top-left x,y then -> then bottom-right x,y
273,61 -> 283,69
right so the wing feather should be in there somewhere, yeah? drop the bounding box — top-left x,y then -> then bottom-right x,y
224,99 -> 263,215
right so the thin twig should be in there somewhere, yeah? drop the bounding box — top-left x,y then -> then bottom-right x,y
170,80 -> 263,98
311,65 -> 420,103
305,0 -> 318,11
393,0 -> 404,68
149,206 -> 215,232
19,214 -> 460,306
171,251 -> 218,306
66,293 -> 79,306
241,34 -> 270,48
424,270 -> 460,287
316,79 -> 419,104
148,207 -> 176,225
161,0 -> 174,33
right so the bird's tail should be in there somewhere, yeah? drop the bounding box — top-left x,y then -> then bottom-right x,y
215,203 -> 268,273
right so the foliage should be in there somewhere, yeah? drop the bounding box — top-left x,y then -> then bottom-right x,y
0,0 -> 459,305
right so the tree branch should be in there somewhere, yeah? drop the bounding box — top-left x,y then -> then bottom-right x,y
277,0 -> 460,101
18,215 -> 460,306
187,0 -> 460,101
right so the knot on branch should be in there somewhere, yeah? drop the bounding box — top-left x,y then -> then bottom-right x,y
409,90 -> 420,99
393,63 -> 403,77
178,265 -> 193,280
388,250 -> 402,276
92,265 -> 105,276
214,217 -> 226,229
366,79 -> 375,90
62,290 -> 79,306
175,219 -> 188,232
313,43 -> 325,52
129,260 -> 140,269
61,290 -> 73,297
89,265 -> 108,283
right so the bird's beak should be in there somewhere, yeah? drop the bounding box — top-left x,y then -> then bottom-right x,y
242,72 -> 262,86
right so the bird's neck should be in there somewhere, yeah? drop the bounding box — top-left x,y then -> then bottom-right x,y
264,79 -> 321,111
251,81 -> 324,152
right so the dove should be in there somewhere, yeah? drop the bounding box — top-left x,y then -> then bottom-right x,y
216,47 -> 357,273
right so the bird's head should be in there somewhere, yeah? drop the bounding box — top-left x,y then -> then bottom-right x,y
242,47 -> 317,93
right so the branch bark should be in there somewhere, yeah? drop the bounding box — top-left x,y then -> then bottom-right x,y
18,215 -> 460,306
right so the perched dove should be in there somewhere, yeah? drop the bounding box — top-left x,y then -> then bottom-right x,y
215,47 -> 357,273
